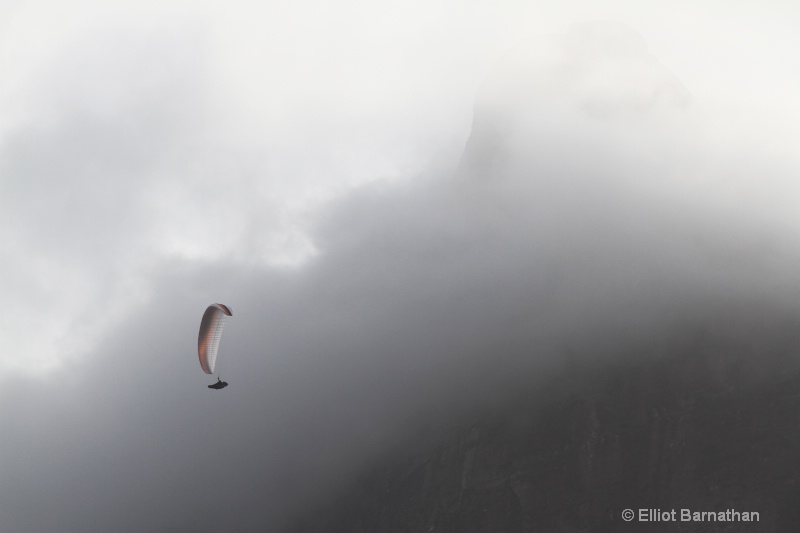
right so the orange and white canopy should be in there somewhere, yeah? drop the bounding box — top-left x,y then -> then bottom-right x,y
197,304 -> 233,374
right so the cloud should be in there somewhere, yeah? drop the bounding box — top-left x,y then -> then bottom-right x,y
0,2 -> 486,375
4,16 -> 800,533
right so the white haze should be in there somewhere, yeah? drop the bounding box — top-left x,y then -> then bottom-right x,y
2,2 -> 800,532
2,0 -> 800,375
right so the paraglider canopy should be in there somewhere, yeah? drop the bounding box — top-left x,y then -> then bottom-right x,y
198,303 -> 233,375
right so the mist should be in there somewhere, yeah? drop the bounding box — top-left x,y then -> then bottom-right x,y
4,15 -> 800,533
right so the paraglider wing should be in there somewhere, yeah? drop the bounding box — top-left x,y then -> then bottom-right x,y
198,304 -> 233,374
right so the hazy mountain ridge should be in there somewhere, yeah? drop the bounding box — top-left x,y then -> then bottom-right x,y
289,329 -> 800,532
282,23 -> 800,532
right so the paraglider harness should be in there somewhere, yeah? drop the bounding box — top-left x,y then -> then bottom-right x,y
208,378 -> 228,390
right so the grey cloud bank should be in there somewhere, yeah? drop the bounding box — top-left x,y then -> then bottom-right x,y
4,18 -> 800,533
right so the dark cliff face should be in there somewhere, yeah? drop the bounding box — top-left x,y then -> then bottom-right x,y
281,23 -> 800,532
288,328 -> 800,532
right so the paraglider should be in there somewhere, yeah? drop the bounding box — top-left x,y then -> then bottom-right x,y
198,303 -> 233,389
208,378 -> 228,390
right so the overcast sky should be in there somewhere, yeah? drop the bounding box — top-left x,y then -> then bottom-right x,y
3,1 -> 800,531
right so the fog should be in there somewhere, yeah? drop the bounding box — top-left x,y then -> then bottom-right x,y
3,7 -> 800,532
